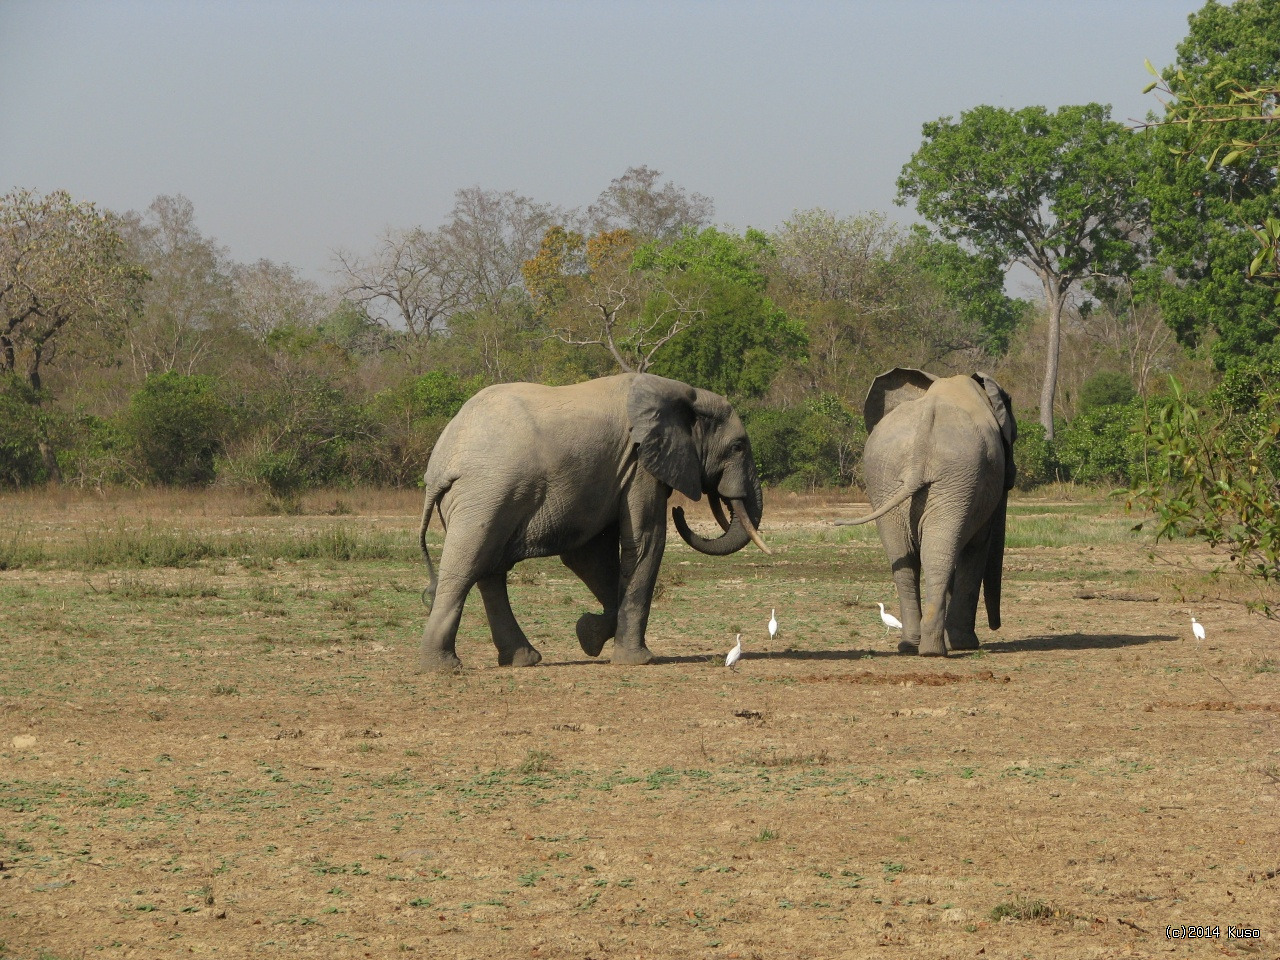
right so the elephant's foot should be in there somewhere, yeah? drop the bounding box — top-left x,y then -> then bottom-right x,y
576,611 -> 616,658
418,649 -> 464,673
896,638 -> 919,656
610,644 -> 655,666
499,645 -> 543,668
917,640 -> 948,657
947,630 -> 980,651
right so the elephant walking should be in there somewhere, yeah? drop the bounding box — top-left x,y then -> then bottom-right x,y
840,368 -> 1016,657
417,373 -> 769,670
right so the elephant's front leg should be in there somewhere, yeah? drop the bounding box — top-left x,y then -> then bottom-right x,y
610,495 -> 668,665
477,573 -> 543,667
561,525 -> 620,657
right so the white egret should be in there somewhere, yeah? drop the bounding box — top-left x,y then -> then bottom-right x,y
1191,615 -> 1206,641
725,633 -> 742,671
877,602 -> 903,634
768,608 -> 778,642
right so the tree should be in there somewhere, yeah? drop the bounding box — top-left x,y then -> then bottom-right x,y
587,165 -> 714,242
906,235 -> 1028,355
1,188 -> 145,393
438,186 -> 559,313
524,227 -> 707,373
117,195 -> 238,377
640,227 -> 807,398
233,258 -> 330,343
1139,0 -> 1280,366
897,103 -> 1146,438
334,226 -> 461,344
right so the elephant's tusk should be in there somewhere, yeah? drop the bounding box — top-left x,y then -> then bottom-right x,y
708,492 -> 732,532
737,506 -> 771,555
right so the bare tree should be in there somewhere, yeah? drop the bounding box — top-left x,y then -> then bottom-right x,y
334,226 -> 462,342
117,195 -> 238,376
1079,283 -> 1177,398
233,259 -> 331,343
587,166 -> 714,242
440,187 -> 560,313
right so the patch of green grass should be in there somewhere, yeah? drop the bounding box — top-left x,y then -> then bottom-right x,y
989,897 -> 1062,922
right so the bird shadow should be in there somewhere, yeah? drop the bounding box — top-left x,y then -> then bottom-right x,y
980,632 -> 1179,653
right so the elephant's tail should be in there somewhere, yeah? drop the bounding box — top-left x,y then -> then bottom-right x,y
418,477 -> 450,608
833,476 -> 925,526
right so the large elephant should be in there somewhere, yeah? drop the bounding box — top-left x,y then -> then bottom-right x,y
839,368 -> 1016,657
417,372 -> 769,670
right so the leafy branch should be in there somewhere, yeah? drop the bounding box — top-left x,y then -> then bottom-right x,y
1140,60 -> 1280,278
1129,377 -> 1280,617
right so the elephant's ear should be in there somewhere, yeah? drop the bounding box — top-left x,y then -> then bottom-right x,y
863,368 -> 937,433
974,372 -> 1018,490
627,374 -> 702,501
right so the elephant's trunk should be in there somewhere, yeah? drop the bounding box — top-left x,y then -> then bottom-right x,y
673,477 -> 769,556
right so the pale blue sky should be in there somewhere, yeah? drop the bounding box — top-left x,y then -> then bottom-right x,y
1,1 -> 1199,286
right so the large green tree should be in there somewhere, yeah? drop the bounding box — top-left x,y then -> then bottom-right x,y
897,103 -> 1146,437
1140,0 -> 1280,367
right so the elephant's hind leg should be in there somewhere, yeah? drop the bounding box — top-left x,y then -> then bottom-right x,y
418,573 -> 471,672
561,527 -> 621,658
478,573 -> 543,667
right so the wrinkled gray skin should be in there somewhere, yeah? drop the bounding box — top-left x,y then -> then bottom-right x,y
839,368 -> 1016,657
418,372 -> 768,670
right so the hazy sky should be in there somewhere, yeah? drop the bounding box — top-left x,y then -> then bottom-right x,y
1,1 -> 1201,287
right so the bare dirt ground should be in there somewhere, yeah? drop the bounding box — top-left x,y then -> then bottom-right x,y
2,489 -> 1278,959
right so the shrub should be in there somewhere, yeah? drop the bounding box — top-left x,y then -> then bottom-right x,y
1055,403 -> 1144,486
1130,377 -> 1280,615
1011,421 -> 1057,490
745,396 -> 863,489
1078,370 -> 1135,412
0,375 -> 46,487
126,372 -> 227,486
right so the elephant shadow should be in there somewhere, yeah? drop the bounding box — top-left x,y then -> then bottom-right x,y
981,632 -> 1179,653
542,647 -> 899,668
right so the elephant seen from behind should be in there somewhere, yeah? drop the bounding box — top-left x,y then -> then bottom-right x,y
417,372 -> 769,670
840,368 -> 1017,657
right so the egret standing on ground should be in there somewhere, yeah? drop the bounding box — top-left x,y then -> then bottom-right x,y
877,602 -> 903,634
768,608 -> 778,643
1191,615 -> 1206,641
725,633 -> 743,671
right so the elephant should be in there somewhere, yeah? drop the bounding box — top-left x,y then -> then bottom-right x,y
416,372 -> 770,670
838,368 -> 1016,657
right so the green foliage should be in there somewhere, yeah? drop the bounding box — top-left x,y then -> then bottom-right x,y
1140,0 -> 1280,367
126,373 -> 227,486
638,228 -> 807,399
906,234 -> 1029,354
1011,422 -> 1058,491
1055,403 -> 1144,486
897,103 -> 1145,279
0,375 -> 46,487
1130,377 -> 1280,614
744,395 -> 865,489
56,413 -> 136,488
1078,371 -> 1136,412
648,278 -> 806,400
358,371 -> 485,487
